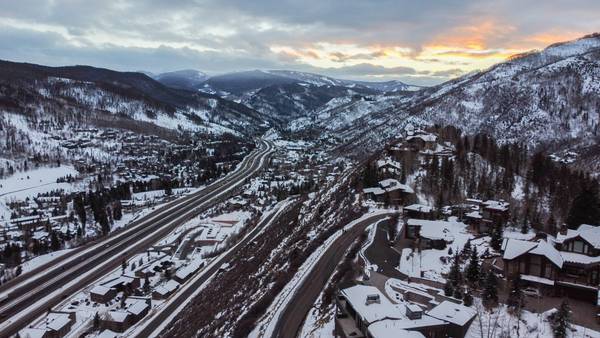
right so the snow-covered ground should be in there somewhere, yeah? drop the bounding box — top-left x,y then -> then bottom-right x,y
250,210 -> 393,338
0,165 -> 80,220
399,217 -> 473,282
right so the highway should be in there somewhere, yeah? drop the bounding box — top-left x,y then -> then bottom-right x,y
0,139 -> 274,337
131,198 -> 299,338
270,212 -> 397,338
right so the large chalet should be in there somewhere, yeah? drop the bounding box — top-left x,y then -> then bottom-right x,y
502,224 -> 600,302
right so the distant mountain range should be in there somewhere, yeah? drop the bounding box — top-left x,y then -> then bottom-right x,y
148,69 -> 420,123
2,33 -> 600,169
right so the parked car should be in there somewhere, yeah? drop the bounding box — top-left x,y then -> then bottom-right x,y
523,287 -> 542,298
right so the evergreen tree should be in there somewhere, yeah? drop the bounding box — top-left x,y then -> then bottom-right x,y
50,231 -> 61,251
465,248 -> 480,285
448,254 -> 462,287
566,188 -> 600,229
506,275 -> 525,316
482,270 -> 498,308
490,224 -> 503,251
463,290 -> 473,307
73,194 -> 86,229
93,312 -> 100,329
444,280 -> 454,296
551,300 -> 571,338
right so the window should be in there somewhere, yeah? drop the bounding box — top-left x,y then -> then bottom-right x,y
574,241 -> 584,253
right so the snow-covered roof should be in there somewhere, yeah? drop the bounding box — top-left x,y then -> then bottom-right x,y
368,322 -> 429,338
20,328 -> 47,338
364,187 -> 386,195
482,200 -> 509,212
407,219 -> 455,242
529,240 -> 563,268
406,218 -> 454,243
376,159 -> 401,170
502,238 -> 538,260
46,312 -> 72,331
427,301 -> 477,326
503,239 -> 563,268
107,310 -> 130,323
404,204 -> 433,213
97,330 -> 119,338
560,251 -> 600,265
154,280 -> 180,295
465,211 -> 482,219
521,274 -> 555,286
556,224 -> 600,249
406,134 -> 437,143
379,179 -> 414,194
90,285 -> 112,296
341,285 -> 402,324
126,299 -> 150,316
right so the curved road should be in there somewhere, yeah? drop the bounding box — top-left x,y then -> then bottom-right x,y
0,139 -> 274,337
271,211 -> 397,338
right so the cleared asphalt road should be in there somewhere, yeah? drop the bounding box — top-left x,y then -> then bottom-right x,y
131,198 -> 299,338
0,140 -> 274,337
271,211 -> 397,338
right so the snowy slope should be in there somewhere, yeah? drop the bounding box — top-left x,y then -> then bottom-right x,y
333,33 -> 600,159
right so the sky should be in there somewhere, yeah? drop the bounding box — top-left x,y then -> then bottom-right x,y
0,1 -> 599,85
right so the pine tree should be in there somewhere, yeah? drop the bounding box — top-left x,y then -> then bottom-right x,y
461,241 -> 472,260
463,290 -> 473,306
551,300 -> 571,338
50,231 -> 61,251
490,224 -> 503,251
566,188 -> 600,229
93,312 -> 100,329
482,270 -> 498,308
448,254 -> 462,287
507,275 -> 525,315
444,280 -> 454,296
465,248 -> 480,285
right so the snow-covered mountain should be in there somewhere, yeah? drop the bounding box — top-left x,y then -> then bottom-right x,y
267,70 -> 421,92
324,33 -> 600,164
152,69 -> 208,91
152,69 -> 420,125
0,60 -> 271,137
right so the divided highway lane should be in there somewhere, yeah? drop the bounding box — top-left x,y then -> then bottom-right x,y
271,212 -> 397,338
0,140 -> 274,337
0,141 -> 267,298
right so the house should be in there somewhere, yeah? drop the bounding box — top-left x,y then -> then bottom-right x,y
101,311 -> 131,333
463,199 -> 509,233
90,285 -> 117,303
100,298 -> 151,333
503,239 -> 563,290
481,200 -> 510,226
405,219 -> 455,250
376,159 -> 401,176
22,311 -> 76,338
173,260 -> 205,284
503,229 -> 600,302
404,204 -> 435,220
152,279 -> 180,300
101,275 -> 140,293
554,224 -> 600,299
405,131 -> 438,151
427,301 -> 477,338
335,285 -> 475,338
363,179 -> 414,205
124,297 -> 151,324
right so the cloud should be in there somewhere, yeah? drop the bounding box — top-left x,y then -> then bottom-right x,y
0,0 -> 599,85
